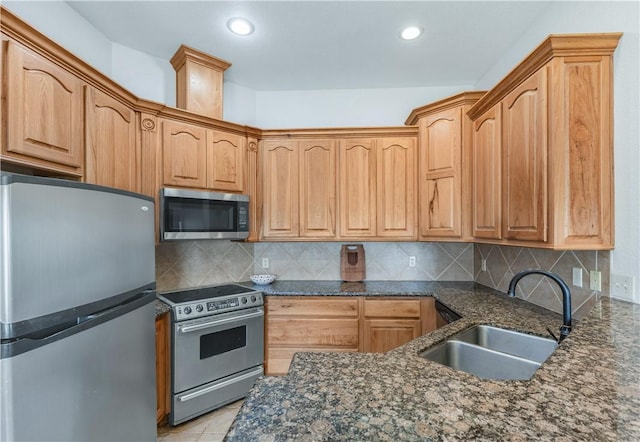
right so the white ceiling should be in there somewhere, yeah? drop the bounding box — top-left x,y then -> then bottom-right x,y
66,1 -> 554,91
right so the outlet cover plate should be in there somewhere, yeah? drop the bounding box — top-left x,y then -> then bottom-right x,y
572,268 -> 583,287
589,271 -> 601,291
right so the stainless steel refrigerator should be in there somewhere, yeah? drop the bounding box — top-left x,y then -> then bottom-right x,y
0,173 -> 157,441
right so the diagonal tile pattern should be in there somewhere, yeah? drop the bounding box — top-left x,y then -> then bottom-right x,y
157,400 -> 243,442
156,241 -> 474,292
155,239 -> 609,323
474,244 -> 610,320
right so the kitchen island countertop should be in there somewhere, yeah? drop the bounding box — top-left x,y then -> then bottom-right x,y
226,282 -> 640,441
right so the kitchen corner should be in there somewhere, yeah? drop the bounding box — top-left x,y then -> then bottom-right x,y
225,285 -> 640,441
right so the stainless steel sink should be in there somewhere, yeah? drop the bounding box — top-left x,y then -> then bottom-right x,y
419,325 -> 558,380
453,325 -> 557,363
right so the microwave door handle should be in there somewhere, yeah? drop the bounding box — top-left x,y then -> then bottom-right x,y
179,308 -> 264,334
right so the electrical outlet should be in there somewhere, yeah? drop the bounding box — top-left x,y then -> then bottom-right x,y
611,274 -> 635,301
572,268 -> 583,287
481,259 -> 487,272
589,270 -> 601,291
262,258 -> 269,268
409,256 -> 416,267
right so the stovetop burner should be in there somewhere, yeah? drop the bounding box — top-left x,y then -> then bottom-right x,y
157,283 -> 263,321
159,283 -> 254,304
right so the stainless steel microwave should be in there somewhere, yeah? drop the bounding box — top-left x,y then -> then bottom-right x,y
160,188 -> 249,241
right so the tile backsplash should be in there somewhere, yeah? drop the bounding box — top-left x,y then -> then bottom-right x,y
155,241 -> 474,291
155,240 -> 610,321
474,244 -> 610,319
253,242 -> 474,281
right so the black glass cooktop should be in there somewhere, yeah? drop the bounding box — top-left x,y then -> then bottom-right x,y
160,284 -> 254,304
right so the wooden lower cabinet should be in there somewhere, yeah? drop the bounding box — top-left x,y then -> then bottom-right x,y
362,319 -> 421,353
362,298 -> 422,353
265,297 -> 359,375
265,296 -> 439,375
155,313 -> 170,425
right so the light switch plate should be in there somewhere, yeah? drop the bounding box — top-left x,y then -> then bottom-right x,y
611,274 -> 635,301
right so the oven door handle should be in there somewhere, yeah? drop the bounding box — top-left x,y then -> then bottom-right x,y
178,308 -> 264,334
177,366 -> 264,402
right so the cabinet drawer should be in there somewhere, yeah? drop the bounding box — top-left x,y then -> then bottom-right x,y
267,318 -> 359,347
364,298 -> 421,318
267,296 -> 358,317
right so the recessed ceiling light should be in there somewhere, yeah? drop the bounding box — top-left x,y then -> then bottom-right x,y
227,17 -> 254,36
400,26 -> 422,40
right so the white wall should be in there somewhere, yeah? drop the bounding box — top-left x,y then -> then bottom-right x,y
475,1 -> 640,303
111,43 -> 174,106
223,81 -> 258,126
254,86 -> 472,128
3,1 -> 113,76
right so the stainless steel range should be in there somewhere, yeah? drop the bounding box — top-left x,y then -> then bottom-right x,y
157,284 -> 264,425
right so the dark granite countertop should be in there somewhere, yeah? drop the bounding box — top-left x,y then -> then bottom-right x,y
155,299 -> 170,318
226,282 -> 640,441
239,280 -> 479,297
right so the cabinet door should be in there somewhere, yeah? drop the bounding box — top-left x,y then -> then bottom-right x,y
420,109 -> 462,238
162,120 -> 207,188
377,137 -> 417,238
262,140 -> 299,238
502,70 -> 547,242
299,139 -> 336,238
85,87 -> 138,192
207,130 -> 245,192
472,105 -> 502,239
338,139 -> 376,237
3,41 -> 83,173
362,319 -> 421,353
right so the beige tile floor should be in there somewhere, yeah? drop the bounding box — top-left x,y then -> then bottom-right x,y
157,399 -> 243,442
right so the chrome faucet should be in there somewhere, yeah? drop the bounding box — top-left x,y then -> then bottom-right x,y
507,269 -> 572,343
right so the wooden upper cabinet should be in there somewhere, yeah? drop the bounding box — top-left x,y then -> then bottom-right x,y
207,130 -> 245,192
262,140 -> 299,238
3,41 -> 83,175
502,70 -> 547,242
299,139 -> 337,238
85,86 -> 139,192
468,33 -> 620,249
548,55 -> 614,248
338,139 -> 377,237
407,92 -> 484,241
376,137 -> 417,239
162,120 -> 208,189
421,109 -> 461,238
472,105 -> 502,240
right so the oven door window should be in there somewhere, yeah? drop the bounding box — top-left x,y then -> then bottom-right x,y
165,197 -> 236,232
200,325 -> 246,359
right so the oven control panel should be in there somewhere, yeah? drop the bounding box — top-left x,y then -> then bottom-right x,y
172,292 -> 263,321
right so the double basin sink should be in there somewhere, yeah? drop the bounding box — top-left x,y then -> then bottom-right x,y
419,325 -> 558,380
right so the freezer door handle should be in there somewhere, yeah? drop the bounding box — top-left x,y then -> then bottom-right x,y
177,366 -> 263,402
178,309 -> 264,334
1,291 -> 155,359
